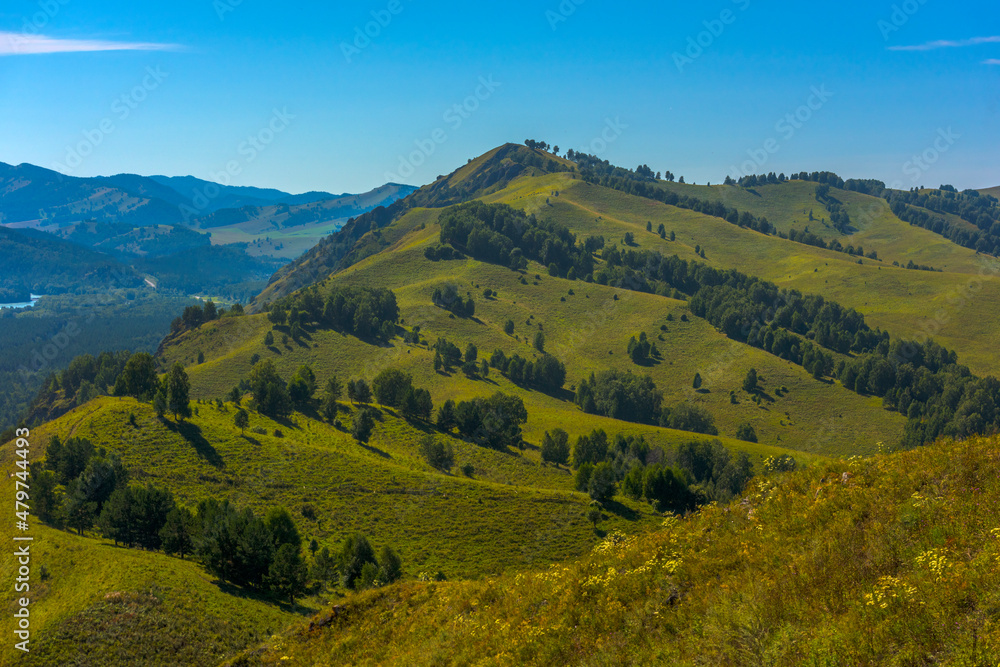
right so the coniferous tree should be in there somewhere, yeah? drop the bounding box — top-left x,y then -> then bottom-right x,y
160,507 -> 195,558
310,546 -> 338,589
269,544 -> 308,603
234,408 -> 249,434
165,363 -> 192,421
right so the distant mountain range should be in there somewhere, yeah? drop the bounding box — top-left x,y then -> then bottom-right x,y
0,161 -> 415,233
0,160 -> 417,300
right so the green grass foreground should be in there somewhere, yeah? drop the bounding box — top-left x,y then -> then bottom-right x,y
234,435 -> 1000,666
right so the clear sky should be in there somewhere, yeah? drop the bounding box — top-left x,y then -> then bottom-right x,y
1,0 -> 997,194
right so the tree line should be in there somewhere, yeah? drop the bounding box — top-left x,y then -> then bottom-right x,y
540,427 -> 755,511
33,435 -> 402,603
570,153 -> 776,236
266,284 -> 400,343
429,192 -> 1000,447
439,200 -> 598,279
575,369 -> 719,435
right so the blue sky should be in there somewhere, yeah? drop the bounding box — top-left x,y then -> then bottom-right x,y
1,0 -> 997,194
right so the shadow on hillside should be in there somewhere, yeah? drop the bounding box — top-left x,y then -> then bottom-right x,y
753,391 -> 776,405
602,499 -> 640,522
503,383 -> 574,402
165,420 -> 224,468
241,435 -> 262,447
359,442 -> 392,459
212,580 -> 317,616
272,415 -> 304,431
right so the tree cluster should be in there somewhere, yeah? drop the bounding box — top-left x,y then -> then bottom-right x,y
431,285 -> 476,318
170,299 -> 227,335
626,332 -> 660,365
372,368 -> 433,421
439,200 -> 600,279
488,349 -> 566,392
269,284 -> 399,342
573,369 -> 719,435
437,392 -> 527,450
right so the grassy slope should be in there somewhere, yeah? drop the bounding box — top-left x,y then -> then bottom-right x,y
230,435 -> 1000,666
160,205 -> 897,458
208,219 -> 347,260
978,186 -> 1000,199
541,174 -> 1000,375
0,523 -> 300,667
654,180 -> 988,275
3,398 -> 657,579
0,391 -> 663,664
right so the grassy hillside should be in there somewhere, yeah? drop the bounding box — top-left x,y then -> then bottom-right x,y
229,435 -> 1000,666
0,524 -> 301,667
160,218 -> 896,458
7,145 -> 1000,666
3,396 -> 666,574
0,390 -> 667,664
534,173 -> 1000,375
252,144 -> 575,308
978,186 -> 1000,199
650,179 -> 988,275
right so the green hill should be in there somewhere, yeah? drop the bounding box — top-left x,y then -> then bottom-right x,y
0,225 -> 143,297
229,434 -> 1000,666
252,144 -> 573,307
537,173 -> 1000,375
6,143 -> 1000,666
161,238 -> 901,457
0,523 -> 299,667
0,393 -> 665,664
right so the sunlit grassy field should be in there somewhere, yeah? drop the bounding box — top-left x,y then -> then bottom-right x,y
234,435 -> 1000,666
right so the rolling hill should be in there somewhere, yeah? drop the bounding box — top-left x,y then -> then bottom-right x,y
226,434 -> 1000,666
3,142 -> 999,666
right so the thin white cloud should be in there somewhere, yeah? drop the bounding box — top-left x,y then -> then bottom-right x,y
888,35 -> 1000,51
985,59 -> 1000,65
0,31 -> 182,56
